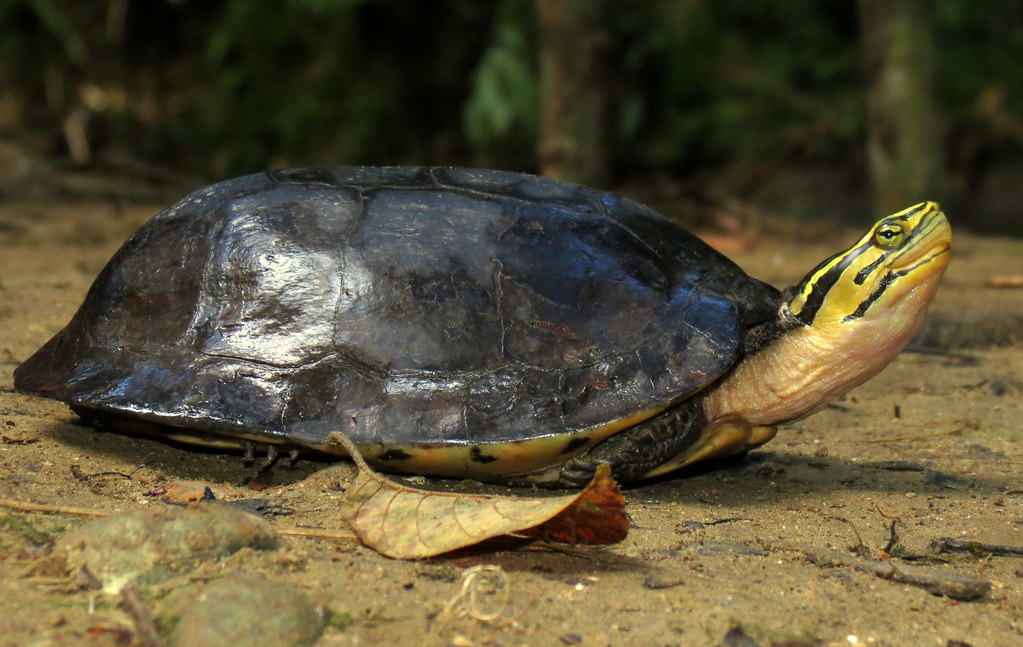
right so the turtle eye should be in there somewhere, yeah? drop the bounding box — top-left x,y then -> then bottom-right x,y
873,223 -> 906,249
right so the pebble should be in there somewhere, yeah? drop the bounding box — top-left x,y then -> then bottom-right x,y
159,573 -> 324,647
643,572 -> 686,590
925,470 -> 971,489
56,503 -> 278,593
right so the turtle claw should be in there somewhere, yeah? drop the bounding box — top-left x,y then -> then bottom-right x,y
243,441 -> 256,466
553,458 -> 608,488
244,441 -> 284,468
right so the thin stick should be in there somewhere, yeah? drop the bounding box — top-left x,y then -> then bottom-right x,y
932,537 -> 1023,557
0,496 -> 112,517
275,525 -> 359,541
0,496 -> 360,541
121,581 -> 168,647
324,430 -> 376,473
850,428 -> 963,444
775,543 -> 990,601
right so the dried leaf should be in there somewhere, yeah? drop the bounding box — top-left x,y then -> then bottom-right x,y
155,480 -> 246,503
246,467 -> 275,491
517,463 -> 628,545
338,459 -> 627,559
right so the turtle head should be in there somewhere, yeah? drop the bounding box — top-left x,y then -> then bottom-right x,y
702,202 -> 950,431
785,202 -> 951,330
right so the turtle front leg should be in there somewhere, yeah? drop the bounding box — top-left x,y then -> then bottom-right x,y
547,399 -> 707,487
642,415 -> 776,479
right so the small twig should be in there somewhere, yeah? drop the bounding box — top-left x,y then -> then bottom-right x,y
0,496 -> 364,543
777,544 -> 990,601
24,576 -> 77,589
275,525 -> 359,541
1,434 -> 40,445
704,517 -> 750,526
0,497 -> 112,517
851,428 -> 964,444
70,464 -> 135,482
869,503 -> 902,520
120,581 -> 168,647
902,346 -> 979,364
823,515 -> 869,558
883,520 -> 899,555
978,554 -> 992,579
931,537 -> 1023,557
324,430 -> 376,473
986,274 -> 1023,288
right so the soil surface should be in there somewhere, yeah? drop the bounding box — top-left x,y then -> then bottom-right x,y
1,198 -> 1021,647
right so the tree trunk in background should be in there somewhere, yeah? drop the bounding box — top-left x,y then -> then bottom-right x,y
858,0 -> 946,216
536,0 -> 611,187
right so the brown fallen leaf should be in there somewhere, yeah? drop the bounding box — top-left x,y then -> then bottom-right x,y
517,464 -> 628,545
332,434 -> 628,559
152,480 -> 249,503
246,467 -> 275,491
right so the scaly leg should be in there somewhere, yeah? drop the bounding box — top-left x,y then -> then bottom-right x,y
549,398 -> 705,487
643,415 -> 776,478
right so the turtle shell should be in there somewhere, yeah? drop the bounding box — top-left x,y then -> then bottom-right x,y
14,167 -> 779,478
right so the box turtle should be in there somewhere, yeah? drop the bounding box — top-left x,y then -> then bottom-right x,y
14,167 -> 951,486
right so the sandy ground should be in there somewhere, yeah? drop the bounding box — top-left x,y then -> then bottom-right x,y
1,197 -> 1021,647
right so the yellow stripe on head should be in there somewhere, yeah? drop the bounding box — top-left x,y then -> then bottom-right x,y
787,202 -> 951,327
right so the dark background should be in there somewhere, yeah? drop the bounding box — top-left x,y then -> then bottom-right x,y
2,0 -> 1022,233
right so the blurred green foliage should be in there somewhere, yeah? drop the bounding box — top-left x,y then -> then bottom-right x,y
0,0 -> 1021,183
464,1 -> 537,164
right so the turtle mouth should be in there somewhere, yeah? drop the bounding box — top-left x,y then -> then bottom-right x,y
891,244 -> 950,278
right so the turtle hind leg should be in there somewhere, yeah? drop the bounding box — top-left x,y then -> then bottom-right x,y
551,399 -> 706,487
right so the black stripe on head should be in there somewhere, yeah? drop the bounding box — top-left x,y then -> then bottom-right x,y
854,209 -> 933,287
854,254 -> 886,285
843,271 -> 896,321
899,203 -> 930,219
898,211 -> 939,251
794,241 -> 872,325
843,247 -> 948,322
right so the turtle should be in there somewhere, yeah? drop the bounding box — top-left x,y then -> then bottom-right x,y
13,167 -> 952,486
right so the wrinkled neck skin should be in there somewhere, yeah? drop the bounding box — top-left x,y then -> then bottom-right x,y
702,265 -> 945,426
